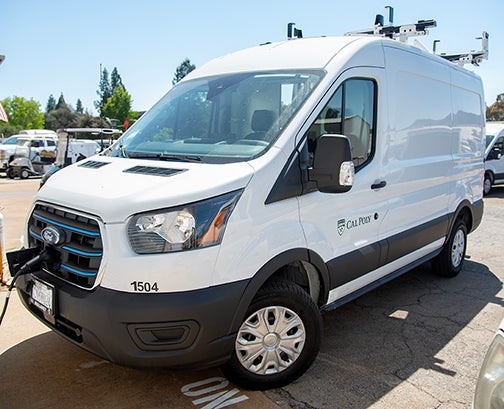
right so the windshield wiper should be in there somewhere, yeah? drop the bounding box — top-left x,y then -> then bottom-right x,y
127,152 -> 202,162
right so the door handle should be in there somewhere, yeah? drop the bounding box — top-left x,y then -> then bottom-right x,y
371,180 -> 387,190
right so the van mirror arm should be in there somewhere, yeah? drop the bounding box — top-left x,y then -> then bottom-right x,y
309,134 -> 354,193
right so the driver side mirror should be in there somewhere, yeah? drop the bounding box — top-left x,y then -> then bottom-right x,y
309,134 -> 354,193
489,147 -> 502,160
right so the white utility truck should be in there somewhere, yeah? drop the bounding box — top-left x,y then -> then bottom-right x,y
9,13 -> 487,389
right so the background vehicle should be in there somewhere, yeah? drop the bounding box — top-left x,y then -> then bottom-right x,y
484,122 -> 504,195
0,135 -> 21,171
473,317 -> 504,408
6,134 -> 57,179
1,130 -> 56,173
39,128 -> 122,186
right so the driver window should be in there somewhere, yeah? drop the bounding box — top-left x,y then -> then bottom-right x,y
307,78 -> 376,169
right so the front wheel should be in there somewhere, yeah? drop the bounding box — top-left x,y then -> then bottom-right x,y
432,218 -> 467,277
20,168 -> 30,179
221,280 -> 322,390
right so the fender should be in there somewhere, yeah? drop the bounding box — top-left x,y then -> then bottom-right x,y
449,199 -> 483,237
227,248 -> 330,334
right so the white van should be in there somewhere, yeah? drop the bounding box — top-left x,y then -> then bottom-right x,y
11,31 -> 485,389
484,122 -> 504,195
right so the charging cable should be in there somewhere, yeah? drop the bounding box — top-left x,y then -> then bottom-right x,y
0,251 -> 50,326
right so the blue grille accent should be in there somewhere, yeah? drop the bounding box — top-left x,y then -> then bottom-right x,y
62,246 -> 102,257
28,204 -> 103,289
61,264 -> 97,277
33,213 -> 100,237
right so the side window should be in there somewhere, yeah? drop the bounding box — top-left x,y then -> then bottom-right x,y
495,137 -> 504,152
307,78 -> 376,168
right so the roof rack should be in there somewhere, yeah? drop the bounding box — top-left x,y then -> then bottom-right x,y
344,6 -> 436,43
285,7 -> 488,67
343,6 -> 488,67
437,32 -> 489,67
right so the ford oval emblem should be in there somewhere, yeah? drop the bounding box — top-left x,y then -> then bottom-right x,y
41,226 -> 65,245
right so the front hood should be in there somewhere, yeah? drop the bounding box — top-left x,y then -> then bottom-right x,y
37,157 -> 254,223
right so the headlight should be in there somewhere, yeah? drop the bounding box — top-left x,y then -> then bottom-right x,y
474,331 -> 504,409
128,189 -> 242,254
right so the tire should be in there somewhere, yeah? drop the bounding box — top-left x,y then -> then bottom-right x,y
432,218 -> 467,277
221,280 -> 322,390
6,167 -> 15,179
483,173 -> 493,196
20,168 -> 30,179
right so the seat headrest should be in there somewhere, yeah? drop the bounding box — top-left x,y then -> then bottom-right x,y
251,110 -> 275,132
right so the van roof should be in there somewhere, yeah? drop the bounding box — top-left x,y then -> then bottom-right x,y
184,35 -> 478,81
186,36 -> 378,78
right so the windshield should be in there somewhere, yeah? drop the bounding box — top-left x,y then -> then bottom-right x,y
108,71 -> 323,163
486,134 -> 495,148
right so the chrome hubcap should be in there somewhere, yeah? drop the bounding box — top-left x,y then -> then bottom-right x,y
451,229 -> 465,268
236,306 -> 306,375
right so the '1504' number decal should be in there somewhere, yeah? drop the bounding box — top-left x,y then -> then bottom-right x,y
130,281 -> 159,292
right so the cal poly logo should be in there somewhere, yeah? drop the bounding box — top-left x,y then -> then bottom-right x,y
337,219 -> 346,236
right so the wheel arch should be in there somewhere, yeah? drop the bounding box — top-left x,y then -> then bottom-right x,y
449,199 -> 482,236
228,248 -> 329,334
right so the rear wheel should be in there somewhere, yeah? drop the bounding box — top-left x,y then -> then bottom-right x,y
432,218 -> 467,277
483,172 -> 493,196
221,280 -> 322,390
6,167 -> 15,179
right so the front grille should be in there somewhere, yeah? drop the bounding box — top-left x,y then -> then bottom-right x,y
28,204 -> 103,289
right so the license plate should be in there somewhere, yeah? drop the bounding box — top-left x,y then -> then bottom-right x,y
31,277 -> 54,317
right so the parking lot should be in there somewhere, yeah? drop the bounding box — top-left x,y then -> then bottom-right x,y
1,177 -> 503,409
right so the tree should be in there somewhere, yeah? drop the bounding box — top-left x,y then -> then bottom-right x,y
102,85 -> 133,125
44,107 -> 79,130
44,93 -> 79,130
487,93 -> 504,121
95,67 -> 112,116
111,67 -> 124,92
172,58 -> 195,85
45,94 -> 56,113
76,99 -> 84,114
0,96 -> 44,131
55,93 -> 68,110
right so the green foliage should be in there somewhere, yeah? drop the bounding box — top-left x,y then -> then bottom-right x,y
172,58 -> 195,85
76,99 -> 84,114
95,67 -> 112,116
95,66 -> 127,117
0,122 -> 22,138
45,94 -> 56,113
487,93 -> 504,121
102,86 -> 133,124
77,112 -> 106,128
111,67 -> 124,92
44,107 -> 79,130
1,96 -> 44,130
55,92 -> 68,110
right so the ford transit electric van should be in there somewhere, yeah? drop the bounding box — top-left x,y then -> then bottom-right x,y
10,32 -> 485,389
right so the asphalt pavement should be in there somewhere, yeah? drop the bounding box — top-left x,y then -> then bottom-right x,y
0,177 -> 503,409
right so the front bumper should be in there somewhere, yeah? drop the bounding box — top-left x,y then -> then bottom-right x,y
16,271 -> 249,369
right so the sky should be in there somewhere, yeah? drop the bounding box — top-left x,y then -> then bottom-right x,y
2,0 -> 503,115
